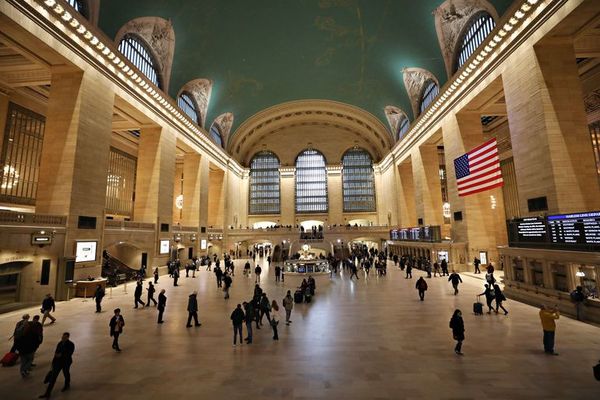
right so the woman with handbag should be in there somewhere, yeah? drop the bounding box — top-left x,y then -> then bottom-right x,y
449,309 -> 465,355
493,284 -> 508,315
270,300 -> 280,341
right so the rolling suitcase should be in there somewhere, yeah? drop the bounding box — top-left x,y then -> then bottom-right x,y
294,290 -> 304,304
473,296 -> 484,315
1,352 -> 18,367
305,293 -> 312,303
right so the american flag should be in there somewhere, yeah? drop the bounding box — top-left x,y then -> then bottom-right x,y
453,138 -> 503,197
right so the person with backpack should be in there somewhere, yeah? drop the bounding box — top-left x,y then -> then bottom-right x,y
40,294 -> 56,325
449,309 -> 465,355
493,284 -> 508,315
109,309 -> 125,352
448,271 -> 463,295
93,284 -> 105,313
230,304 -> 245,347
415,277 -> 428,301
478,284 -> 495,314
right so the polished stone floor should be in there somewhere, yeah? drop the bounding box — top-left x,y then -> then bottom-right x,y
0,258 -> 598,399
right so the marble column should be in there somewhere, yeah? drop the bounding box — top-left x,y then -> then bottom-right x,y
396,160 -> 417,227
411,144 -> 444,227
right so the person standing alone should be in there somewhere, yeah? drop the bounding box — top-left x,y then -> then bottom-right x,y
255,265 -> 262,283
539,304 -> 560,355
109,309 -> 125,352
157,289 -> 167,324
38,332 -> 74,398
449,309 -> 465,355
93,284 -> 105,313
415,277 -> 428,301
186,291 -> 201,327
282,290 -> 294,325
230,304 -> 245,347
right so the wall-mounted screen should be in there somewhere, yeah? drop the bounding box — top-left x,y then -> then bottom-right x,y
200,239 -> 207,250
75,241 -> 97,263
159,240 -> 170,254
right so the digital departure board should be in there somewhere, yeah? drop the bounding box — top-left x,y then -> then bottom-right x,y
547,211 -> 600,246
515,217 -> 548,243
389,226 -> 441,242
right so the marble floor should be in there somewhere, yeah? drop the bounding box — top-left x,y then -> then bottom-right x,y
0,258 -> 598,399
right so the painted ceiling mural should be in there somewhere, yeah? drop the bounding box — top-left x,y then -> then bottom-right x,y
99,0 -> 513,135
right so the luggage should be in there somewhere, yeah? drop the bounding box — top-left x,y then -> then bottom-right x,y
294,290 -> 304,304
473,296 -> 483,315
1,352 -> 18,367
305,293 -> 312,303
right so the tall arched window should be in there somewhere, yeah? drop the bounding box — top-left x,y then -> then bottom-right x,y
66,0 -> 88,18
209,123 -> 223,147
419,80 -> 439,115
397,117 -> 410,140
118,34 -> 162,89
342,148 -> 376,212
295,149 -> 328,213
177,92 -> 200,124
455,12 -> 495,72
249,151 -> 280,214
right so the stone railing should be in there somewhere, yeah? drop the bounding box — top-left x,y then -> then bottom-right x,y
104,220 -> 155,230
0,211 -> 66,226
173,225 -> 198,232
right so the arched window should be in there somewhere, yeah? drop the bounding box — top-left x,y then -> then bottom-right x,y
249,151 -> 280,214
177,92 -> 200,124
342,148 -> 376,212
397,117 -> 410,140
209,123 -> 223,147
295,149 -> 328,213
455,12 -> 496,72
419,80 -> 439,115
118,34 -> 162,89
66,0 -> 88,18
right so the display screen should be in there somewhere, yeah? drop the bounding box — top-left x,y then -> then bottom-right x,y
511,217 -> 548,243
200,239 -> 207,250
389,226 -> 441,242
75,241 -> 97,263
159,240 -> 170,254
548,211 -> 600,245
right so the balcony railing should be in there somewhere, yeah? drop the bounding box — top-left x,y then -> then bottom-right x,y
0,211 -> 66,226
104,220 -> 155,230
173,225 -> 198,232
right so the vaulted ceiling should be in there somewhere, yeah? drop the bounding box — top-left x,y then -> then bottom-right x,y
98,0 -> 513,138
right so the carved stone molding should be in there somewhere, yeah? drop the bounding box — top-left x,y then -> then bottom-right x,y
384,106 -> 409,140
433,0 -> 499,78
584,89 -> 600,114
178,79 -> 213,128
402,67 -> 439,119
213,112 -> 234,147
115,17 -> 175,92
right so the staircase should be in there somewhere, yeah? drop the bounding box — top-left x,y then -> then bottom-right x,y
102,252 -> 140,286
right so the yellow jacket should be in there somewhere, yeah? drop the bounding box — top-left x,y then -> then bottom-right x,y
539,309 -> 560,331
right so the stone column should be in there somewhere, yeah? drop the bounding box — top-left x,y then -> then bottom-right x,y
396,160 -> 417,227
36,69 -> 114,296
279,167 -> 295,226
503,39 -> 600,215
0,90 -> 9,151
327,165 -> 343,225
181,153 -> 202,228
172,163 -> 183,225
441,112 -> 506,268
411,144 -> 444,227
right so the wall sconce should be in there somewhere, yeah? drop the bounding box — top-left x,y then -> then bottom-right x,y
190,234 -> 197,242
31,230 -> 53,247
173,233 -> 182,242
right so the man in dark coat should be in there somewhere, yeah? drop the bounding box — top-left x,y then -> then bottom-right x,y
109,308 -> 125,352
93,284 -> 105,313
38,332 -> 75,398
134,281 -> 145,308
186,291 -> 201,327
230,304 -> 245,346
243,301 -> 254,343
157,289 -> 167,324
448,271 -> 463,295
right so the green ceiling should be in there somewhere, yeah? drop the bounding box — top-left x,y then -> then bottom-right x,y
98,0 -> 514,135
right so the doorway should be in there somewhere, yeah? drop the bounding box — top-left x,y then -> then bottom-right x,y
0,273 -> 19,306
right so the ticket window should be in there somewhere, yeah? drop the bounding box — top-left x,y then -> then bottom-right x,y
530,261 -> 544,287
513,258 -> 525,283
550,263 -> 569,293
577,265 -> 598,299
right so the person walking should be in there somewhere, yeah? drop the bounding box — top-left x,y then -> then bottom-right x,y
448,271 -> 463,295
153,267 -> 159,284
146,282 -> 157,307
223,272 -> 232,299
157,289 -> 167,324
133,281 -> 145,308
92,284 -> 105,313
349,262 -> 359,280
38,332 -> 74,398
16,319 -> 37,378
270,300 -> 280,341
230,304 -> 245,347
283,290 -> 294,325
493,284 -> 508,315
40,294 -> 56,325
570,286 -> 586,321
433,261 -> 440,277
173,268 -> 179,287
244,261 -> 251,277
405,262 -> 412,279
30,315 -> 44,366
259,293 -> 271,325
275,265 -> 281,282
441,259 -> 449,276
539,304 -> 560,355
416,277 -> 428,301
243,301 -> 254,344
186,291 -> 201,327
473,257 -> 481,274
10,314 -> 30,353
254,265 -> 262,283
449,310 -> 465,355
214,265 -> 223,288
109,308 -> 125,352
479,284 -> 495,314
